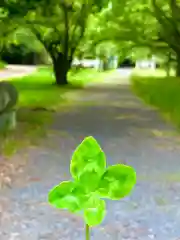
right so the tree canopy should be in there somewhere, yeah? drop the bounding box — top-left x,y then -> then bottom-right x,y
93,0 -> 180,75
0,0 -> 180,84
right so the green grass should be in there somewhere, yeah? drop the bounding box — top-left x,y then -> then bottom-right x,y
38,66 -> 114,86
0,67 -> 114,156
11,67 -> 114,109
10,68 -> 65,110
0,61 -> 7,69
131,69 -> 180,128
69,68 -> 114,86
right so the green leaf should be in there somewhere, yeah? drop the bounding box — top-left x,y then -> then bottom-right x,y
97,164 -> 136,200
48,181 -> 88,213
84,197 -> 106,226
70,136 -> 106,191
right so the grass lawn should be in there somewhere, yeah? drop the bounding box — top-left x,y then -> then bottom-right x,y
10,67 -> 114,108
0,67 -> 114,156
0,61 -> 7,70
131,68 -> 180,129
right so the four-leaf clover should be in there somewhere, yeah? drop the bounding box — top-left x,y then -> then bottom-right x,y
48,136 -> 136,227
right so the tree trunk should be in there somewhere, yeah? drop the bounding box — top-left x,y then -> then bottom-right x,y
52,53 -> 71,85
165,52 -> 171,77
102,57 -> 108,71
175,54 -> 180,77
166,61 -> 171,77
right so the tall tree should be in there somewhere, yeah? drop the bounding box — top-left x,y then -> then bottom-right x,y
2,0 -> 108,85
151,0 -> 180,76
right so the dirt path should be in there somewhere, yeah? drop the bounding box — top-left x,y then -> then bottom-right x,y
1,70 -> 180,240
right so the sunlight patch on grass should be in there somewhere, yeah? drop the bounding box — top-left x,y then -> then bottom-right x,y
154,196 -> 168,206
115,114 -> 150,121
151,129 -> 168,138
115,114 -> 138,120
163,173 -> 180,182
151,129 -> 178,138
69,68 -> 114,86
138,173 -> 180,182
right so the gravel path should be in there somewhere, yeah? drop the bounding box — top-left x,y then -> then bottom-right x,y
1,69 -> 180,240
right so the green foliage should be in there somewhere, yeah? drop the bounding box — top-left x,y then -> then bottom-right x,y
95,42 -> 117,59
2,0 -> 109,55
70,136 -> 106,192
0,61 -> 6,69
87,0 -> 180,68
48,181 -> 88,212
1,0 -> 180,72
84,197 -> 106,226
48,136 -> 136,227
11,28 -> 43,53
98,164 -> 136,200
131,71 -> 180,128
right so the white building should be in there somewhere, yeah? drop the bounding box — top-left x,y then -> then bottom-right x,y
135,56 -> 156,69
135,60 -> 156,69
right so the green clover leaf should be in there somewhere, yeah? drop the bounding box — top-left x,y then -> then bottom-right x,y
70,136 -> 106,192
48,181 -> 89,213
48,136 -> 137,233
97,164 -> 136,200
84,197 -> 106,226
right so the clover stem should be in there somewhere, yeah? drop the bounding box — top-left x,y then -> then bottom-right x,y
85,224 -> 90,240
